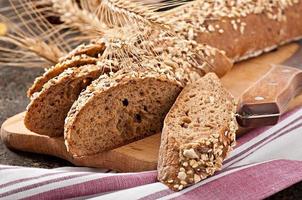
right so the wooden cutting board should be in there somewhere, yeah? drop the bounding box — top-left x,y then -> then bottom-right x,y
1,42 -> 302,172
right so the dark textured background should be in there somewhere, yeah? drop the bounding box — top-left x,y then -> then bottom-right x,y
0,66 -> 301,199
0,66 -> 71,168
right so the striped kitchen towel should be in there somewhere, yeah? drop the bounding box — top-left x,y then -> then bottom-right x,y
1,107 -> 302,200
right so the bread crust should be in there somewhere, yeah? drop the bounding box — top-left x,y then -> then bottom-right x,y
61,42 -> 106,61
165,0 -> 302,61
157,73 -> 238,191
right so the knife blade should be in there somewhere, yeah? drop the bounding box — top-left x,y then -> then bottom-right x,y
237,42 -> 302,127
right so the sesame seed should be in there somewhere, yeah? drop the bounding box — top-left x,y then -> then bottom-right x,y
183,148 -> 199,159
178,185 -> 184,190
167,0 -> 297,37
167,179 -> 174,183
194,174 -> 201,183
178,171 -> 187,181
180,180 -> 187,185
192,163 -> 199,168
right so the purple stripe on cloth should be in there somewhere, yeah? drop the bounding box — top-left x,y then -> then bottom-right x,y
235,108 -> 300,147
140,163 -> 252,200
225,122 -> 302,169
0,173 -> 91,198
140,189 -> 173,200
24,171 -> 157,200
224,121 -> 302,166
0,172 -> 67,189
173,160 -> 302,200
236,127 -> 270,147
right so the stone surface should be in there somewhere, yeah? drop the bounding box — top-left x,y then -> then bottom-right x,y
0,66 -> 71,168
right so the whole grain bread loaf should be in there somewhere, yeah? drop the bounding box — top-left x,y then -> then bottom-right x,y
24,64 -> 111,137
165,0 -> 302,61
157,73 -> 238,191
64,63 -> 183,157
151,36 -> 233,79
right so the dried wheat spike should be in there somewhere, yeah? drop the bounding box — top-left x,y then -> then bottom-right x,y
0,0 -> 93,68
95,0 -> 170,29
50,0 -> 176,38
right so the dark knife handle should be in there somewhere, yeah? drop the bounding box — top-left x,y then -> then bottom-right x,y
237,64 -> 302,127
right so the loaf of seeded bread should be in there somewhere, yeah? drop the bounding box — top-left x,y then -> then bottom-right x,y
64,63 -> 183,157
165,0 -> 302,61
157,73 -> 238,191
24,64 -> 111,137
150,36 -> 233,79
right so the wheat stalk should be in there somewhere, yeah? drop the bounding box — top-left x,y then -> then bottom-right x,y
0,0 -> 99,68
0,0 -> 192,68
0,12 -> 63,67
95,0 -> 168,28
89,1 -> 196,68
51,0 -> 107,38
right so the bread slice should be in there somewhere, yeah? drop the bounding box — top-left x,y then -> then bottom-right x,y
27,41 -> 106,97
27,55 -> 98,97
61,42 -> 106,61
157,73 -> 238,191
64,65 -> 183,157
24,64 -> 110,137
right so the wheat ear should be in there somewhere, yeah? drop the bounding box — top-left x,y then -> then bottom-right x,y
95,0 -> 169,28
0,0 -> 96,68
51,0 -> 107,39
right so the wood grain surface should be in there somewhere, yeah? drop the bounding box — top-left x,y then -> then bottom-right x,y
237,65 -> 302,127
1,43 -> 302,172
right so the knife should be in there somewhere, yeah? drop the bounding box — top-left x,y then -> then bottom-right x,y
237,41 -> 302,128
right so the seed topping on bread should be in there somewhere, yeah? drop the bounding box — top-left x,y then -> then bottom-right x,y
167,0 -> 300,38
158,73 -> 238,191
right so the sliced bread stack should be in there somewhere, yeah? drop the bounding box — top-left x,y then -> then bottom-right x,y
24,64 -> 112,137
27,42 -> 106,97
25,42 -> 109,137
157,73 -> 238,191
24,35 -> 233,137
62,38 -> 233,156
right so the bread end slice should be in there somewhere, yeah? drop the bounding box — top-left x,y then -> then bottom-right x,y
157,73 -> 238,191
